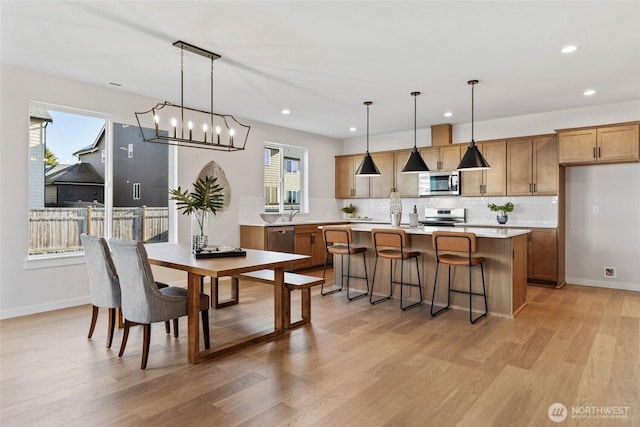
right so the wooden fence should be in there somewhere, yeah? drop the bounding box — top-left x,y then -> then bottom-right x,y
28,207 -> 169,255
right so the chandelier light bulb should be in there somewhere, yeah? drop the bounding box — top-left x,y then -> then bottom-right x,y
229,128 -> 235,146
215,126 -> 221,144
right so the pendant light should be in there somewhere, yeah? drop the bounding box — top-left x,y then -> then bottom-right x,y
401,91 -> 430,173
457,80 -> 490,170
355,101 -> 381,176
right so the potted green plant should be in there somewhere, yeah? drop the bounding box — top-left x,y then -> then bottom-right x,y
340,203 -> 357,219
169,175 -> 224,252
487,201 -> 514,224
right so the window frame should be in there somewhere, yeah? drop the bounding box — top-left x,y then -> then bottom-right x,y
25,101 -> 176,267
263,142 -> 308,213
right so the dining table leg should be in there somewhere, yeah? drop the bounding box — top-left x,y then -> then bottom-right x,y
273,266 -> 285,333
187,271 -> 203,363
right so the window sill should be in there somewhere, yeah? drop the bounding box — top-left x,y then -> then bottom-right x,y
24,253 -> 86,270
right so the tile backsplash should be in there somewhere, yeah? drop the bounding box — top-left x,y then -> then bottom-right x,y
341,195 -> 558,226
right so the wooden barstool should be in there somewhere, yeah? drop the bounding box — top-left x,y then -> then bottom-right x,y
431,231 -> 488,324
370,228 -> 423,310
322,226 -> 369,301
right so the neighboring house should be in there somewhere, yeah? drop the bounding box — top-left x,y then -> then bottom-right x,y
73,123 -> 169,208
45,162 -> 104,206
264,147 -> 301,210
28,107 -> 53,208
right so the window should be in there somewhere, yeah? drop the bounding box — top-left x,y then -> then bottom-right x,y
285,158 -> 299,173
28,103 -> 170,257
132,183 -> 141,200
263,143 -> 306,212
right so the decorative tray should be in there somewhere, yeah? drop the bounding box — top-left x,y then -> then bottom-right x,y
193,246 -> 247,259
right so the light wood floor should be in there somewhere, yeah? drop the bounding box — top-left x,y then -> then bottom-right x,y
1,268 -> 638,426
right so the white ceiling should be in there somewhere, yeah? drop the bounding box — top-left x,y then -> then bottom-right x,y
2,1 -> 639,140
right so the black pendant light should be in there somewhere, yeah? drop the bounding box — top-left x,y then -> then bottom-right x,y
457,80 -> 490,170
402,91 -> 430,173
355,101 -> 381,176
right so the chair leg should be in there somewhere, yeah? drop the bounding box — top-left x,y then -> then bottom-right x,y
370,256 -> 392,305
165,321 -> 171,334
470,263 -> 488,324
118,320 -> 131,357
106,308 -> 116,348
400,257 -> 423,311
431,262 -> 451,317
141,324 -> 151,369
201,310 -> 210,350
88,305 -> 99,339
173,319 -> 179,338
346,250 -> 368,301
322,253 -> 343,296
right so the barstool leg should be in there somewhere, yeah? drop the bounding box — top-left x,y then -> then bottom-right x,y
322,253 -> 343,296
431,262 -> 451,316
470,263 -> 488,324
400,257 -> 423,311
370,255 -> 391,304
346,250 -> 368,301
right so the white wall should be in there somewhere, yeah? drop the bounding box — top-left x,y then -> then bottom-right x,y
565,163 -> 640,291
0,64 -> 342,319
342,100 -> 640,291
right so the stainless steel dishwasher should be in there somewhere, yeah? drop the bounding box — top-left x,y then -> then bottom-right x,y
267,226 -> 295,253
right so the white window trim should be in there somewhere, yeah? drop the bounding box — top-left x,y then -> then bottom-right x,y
264,142 -> 308,213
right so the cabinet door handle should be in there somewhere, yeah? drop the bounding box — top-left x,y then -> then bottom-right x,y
598,147 -> 601,158
593,147 -> 596,159
533,183 -> 537,193
529,183 -> 532,193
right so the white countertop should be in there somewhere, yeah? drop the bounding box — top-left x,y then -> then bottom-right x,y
347,223 -> 530,239
460,222 -> 557,229
240,219 -> 348,227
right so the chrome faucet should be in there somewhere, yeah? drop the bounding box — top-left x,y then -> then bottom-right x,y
287,209 -> 300,221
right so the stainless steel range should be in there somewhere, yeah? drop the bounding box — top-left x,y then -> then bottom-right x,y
419,208 -> 466,227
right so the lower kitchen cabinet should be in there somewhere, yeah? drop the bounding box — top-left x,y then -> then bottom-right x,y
294,224 -> 328,269
528,228 -> 564,287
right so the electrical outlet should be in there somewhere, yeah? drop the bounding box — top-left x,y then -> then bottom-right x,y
593,206 -> 599,215
604,267 -> 616,278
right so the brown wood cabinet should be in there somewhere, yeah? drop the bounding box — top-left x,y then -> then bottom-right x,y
420,144 -> 462,171
335,155 -> 370,198
507,135 -> 558,196
558,123 -> 639,165
393,149 -> 419,197
369,152 -> 395,198
460,140 -> 507,196
527,228 -> 558,284
293,224 -> 327,269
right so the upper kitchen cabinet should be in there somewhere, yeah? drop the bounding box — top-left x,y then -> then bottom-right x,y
369,152 -> 395,198
507,135 -> 558,196
335,155 -> 370,199
558,123 -> 640,165
420,145 -> 462,171
460,140 -> 507,196
393,149 -> 419,197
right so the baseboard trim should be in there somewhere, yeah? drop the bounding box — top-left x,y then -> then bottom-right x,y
565,277 -> 640,292
0,296 -> 90,320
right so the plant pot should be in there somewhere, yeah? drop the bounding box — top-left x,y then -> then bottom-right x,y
191,210 -> 209,253
496,210 -> 508,224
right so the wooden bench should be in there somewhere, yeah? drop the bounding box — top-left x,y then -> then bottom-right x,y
239,270 -> 325,329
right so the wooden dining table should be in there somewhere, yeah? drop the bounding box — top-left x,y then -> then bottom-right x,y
145,243 -> 309,364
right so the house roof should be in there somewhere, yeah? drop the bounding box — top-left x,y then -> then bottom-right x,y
48,163 -> 104,186
29,106 -> 53,123
72,126 -> 105,157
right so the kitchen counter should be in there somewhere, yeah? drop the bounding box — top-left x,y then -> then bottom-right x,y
345,223 -> 530,239
460,222 -> 557,229
240,219 -> 347,227
329,225 -> 529,319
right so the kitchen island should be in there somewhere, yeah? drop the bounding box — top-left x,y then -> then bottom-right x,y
328,224 -> 530,319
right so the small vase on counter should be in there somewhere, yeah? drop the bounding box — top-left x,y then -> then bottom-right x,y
389,192 -> 402,227
409,205 -> 419,227
496,210 -> 508,224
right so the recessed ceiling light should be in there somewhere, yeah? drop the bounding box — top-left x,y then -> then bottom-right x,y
561,45 -> 578,54
281,109 -> 291,115
583,89 -> 596,96
444,111 -> 453,117
349,127 -> 357,132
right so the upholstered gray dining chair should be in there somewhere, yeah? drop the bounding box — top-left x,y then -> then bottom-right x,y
81,234 -> 172,348
109,238 -> 210,369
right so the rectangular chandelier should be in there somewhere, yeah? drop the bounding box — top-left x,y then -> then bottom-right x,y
135,41 -> 250,151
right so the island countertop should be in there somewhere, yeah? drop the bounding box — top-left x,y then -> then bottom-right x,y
334,223 -> 530,239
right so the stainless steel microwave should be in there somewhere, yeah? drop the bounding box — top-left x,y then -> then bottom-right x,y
418,171 -> 459,196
